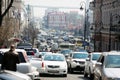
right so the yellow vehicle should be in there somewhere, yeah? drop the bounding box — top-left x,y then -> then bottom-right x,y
74,38 -> 83,47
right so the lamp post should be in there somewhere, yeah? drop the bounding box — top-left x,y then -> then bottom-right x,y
80,1 -> 89,50
109,13 -> 120,51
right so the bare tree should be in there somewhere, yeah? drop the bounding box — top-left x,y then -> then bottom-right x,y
22,23 -> 40,47
0,0 -> 14,27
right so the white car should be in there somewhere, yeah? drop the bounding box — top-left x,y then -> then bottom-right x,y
94,51 -> 120,80
84,52 -> 102,79
0,70 -> 32,80
32,48 -> 40,58
29,52 -> 52,74
67,51 -> 88,73
0,49 -> 40,80
39,53 -> 68,77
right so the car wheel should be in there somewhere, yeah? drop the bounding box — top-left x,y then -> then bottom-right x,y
63,74 -> 67,77
99,77 -> 102,80
89,68 -> 94,80
90,74 -> 94,80
70,65 -> 74,73
84,71 -> 88,77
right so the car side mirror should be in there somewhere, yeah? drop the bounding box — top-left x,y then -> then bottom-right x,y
39,55 -> 42,58
86,58 -> 90,61
96,62 -> 102,67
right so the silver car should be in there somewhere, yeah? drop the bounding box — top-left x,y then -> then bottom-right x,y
94,51 -> 120,80
84,52 -> 101,79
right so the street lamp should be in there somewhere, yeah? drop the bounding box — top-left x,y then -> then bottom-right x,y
80,1 -> 89,50
109,13 -> 120,51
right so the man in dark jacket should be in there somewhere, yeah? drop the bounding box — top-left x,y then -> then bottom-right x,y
1,44 -> 20,71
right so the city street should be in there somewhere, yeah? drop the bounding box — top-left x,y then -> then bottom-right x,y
40,72 -> 90,80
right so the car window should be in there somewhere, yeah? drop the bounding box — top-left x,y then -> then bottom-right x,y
26,51 -> 34,55
33,49 -> 37,53
24,49 -> 33,52
60,50 -> 72,54
18,52 -> 26,63
0,53 -> 3,64
73,53 -> 88,59
44,55 -> 65,61
92,54 -> 101,60
105,55 -> 120,68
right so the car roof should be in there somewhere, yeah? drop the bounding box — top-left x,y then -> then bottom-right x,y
0,48 -> 29,62
72,51 -> 88,54
102,51 -> 120,56
0,48 -> 26,52
90,52 -> 102,54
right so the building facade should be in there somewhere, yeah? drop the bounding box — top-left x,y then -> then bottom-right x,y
91,0 -> 120,51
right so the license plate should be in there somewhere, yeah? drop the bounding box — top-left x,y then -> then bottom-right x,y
48,70 -> 59,73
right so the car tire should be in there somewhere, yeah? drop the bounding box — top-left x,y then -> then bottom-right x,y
84,71 -> 88,77
90,74 -> 94,80
70,65 -> 74,73
63,74 -> 67,77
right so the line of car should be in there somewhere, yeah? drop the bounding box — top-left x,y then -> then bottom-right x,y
0,47 -> 119,80
84,51 -> 120,80
0,48 -> 40,80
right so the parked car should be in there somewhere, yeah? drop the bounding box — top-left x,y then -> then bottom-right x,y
94,51 -> 120,80
0,70 -> 32,80
0,48 -> 40,80
39,53 -> 68,77
84,52 -> 102,79
67,51 -> 88,73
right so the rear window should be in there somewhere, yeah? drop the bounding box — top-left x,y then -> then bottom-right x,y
18,52 -> 26,63
24,49 -> 33,52
73,53 -> 88,59
33,49 -> 37,53
26,51 -> 34,55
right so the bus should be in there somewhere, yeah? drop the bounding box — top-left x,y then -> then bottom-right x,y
59,42 -> 75,50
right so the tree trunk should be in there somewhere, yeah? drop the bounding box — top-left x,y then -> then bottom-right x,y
0,0 -> 14,27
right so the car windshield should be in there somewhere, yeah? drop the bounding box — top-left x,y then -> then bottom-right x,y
92,53 -> 101,60
73,53 -> 88,59
105,55 -> 120,68
60,49 -> 72,55
44,55 -> 65,61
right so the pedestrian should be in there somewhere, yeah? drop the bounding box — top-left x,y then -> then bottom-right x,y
1,44 -> 20,71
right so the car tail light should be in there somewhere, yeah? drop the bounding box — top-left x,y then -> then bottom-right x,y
42,62 -> 44,68
31,52 -> 35,55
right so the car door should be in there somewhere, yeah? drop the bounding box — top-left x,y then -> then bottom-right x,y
94,55 -> 104,80
85,54 -> 91,74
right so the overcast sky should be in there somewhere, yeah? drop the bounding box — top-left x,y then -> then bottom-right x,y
23,0 -> 93,17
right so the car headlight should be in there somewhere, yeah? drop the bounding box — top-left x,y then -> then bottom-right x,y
72,60 -> 77,63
